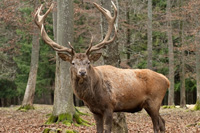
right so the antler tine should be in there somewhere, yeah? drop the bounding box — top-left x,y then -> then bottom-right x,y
90,25 -> 117,51
68,42 -> 76,55
34,4 -> 53,28
86,1 -> 117,54
34,3 -> 74,56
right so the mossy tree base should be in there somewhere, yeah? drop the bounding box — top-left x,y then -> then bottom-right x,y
17,105 -> 35,111
194,100 -> 200,110
45,109 -> 91,127
43,128 -> 78,133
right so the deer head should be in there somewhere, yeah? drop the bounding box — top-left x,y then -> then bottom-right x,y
34,2 -> 117,77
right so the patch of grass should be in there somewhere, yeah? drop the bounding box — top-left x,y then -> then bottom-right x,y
193,100 -> 200,111
162,105 -> 176,109
17,105 -> 35,111
42,128 -> 62,133
65,129 -> 78,133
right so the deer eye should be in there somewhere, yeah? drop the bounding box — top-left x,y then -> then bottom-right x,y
72,62 -> 75,65
87,61 -> 90,65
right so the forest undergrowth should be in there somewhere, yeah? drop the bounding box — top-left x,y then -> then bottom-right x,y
0,104 -> 199,133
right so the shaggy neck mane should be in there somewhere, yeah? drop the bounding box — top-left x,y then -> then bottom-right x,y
71,66 -> 101,101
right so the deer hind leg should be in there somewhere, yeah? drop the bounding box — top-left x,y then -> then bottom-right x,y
159,115 -> 165,132
144,101 -> 164,133
94,113 -> 104,133
145,109 -> 160,133
104,110 -> 113,133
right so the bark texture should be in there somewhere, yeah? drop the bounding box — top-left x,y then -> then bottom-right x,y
22,1 -> 40,108
195,28 -> 200,110
147,0 -> 153,70
126,1 -> 131,61
180,14 -> 186,108
166,0 -> 174,105
52,0 -> 75,116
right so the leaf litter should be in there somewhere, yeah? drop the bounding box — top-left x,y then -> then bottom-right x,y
0,104 -> 199,133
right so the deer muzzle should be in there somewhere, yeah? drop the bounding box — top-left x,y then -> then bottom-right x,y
78,69 -> 87,77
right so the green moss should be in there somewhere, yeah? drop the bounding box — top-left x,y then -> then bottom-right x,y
46,113 -> 52,117
42,128 -> 62,133
162,105 -> 176,109
57,113 -> 73,123
194,100 -> 200,111
17,105 -> 35,111
65,130 -> 78,133
42,128 -> 51,133
75,107 -> 90,116
56,128 -> 62,133
45,115 -> 58,125
45,110 -> 92,127
62,120 -> 72,126
73,112 -> 91,126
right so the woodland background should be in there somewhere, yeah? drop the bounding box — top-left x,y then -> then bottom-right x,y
0,0 -> 200,107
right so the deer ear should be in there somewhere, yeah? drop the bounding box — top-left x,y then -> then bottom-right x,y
58,53 -> 72,62
89,53 -> 102,62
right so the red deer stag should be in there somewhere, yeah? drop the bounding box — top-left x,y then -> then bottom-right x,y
34,2 -> 169,133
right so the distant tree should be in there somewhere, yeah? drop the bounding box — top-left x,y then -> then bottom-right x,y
180,24 -> 186,108
125,0 -> 131,63
166,0 -> 175,105
180,0 -> 186,108
147,0 -> 153,70
195,31 -> 200,110
20,28 -> 40,109
194,1 -> 200,110
19,0 -> 40,110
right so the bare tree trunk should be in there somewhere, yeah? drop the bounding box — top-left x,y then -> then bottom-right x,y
180,22 -> 186,108
126,1 -> 131,62
45,1 -> 89,126
195,16 -> 200,110
167,0 -> 174,105
147,0 -> 153,70
180,0 -> 186,108
21,0 -> 40,109
53,0 -> 75,116
101,0 -> 128,132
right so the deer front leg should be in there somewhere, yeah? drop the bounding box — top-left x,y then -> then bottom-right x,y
104,110 -> 113,133
94,113 -> 104,133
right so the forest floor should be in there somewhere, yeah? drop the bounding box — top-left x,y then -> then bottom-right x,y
0,104 -> 199,133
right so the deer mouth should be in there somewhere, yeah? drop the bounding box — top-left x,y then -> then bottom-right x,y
77,73 -> 87,79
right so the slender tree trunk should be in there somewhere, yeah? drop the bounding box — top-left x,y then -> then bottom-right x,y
53,0 -> 75,116
180,21 -> 186,108
126,1 -> 131,61
101,0 -> 128,132
147,0 -> 153,70
21,1 -> 40,108
195,18 -> 200,110
180,0 -> 186,108
53,0 -> 57,43
167,0 -> 175,105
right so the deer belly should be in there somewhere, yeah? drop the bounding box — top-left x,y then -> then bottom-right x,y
114,100 -> 144,113
113,91 -> 146,113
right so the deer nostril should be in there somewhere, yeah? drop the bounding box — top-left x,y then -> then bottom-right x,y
79,71 -> 86,76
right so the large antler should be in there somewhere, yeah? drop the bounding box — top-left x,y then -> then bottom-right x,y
86,1 -> 117,55
34,4 -> 75,55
